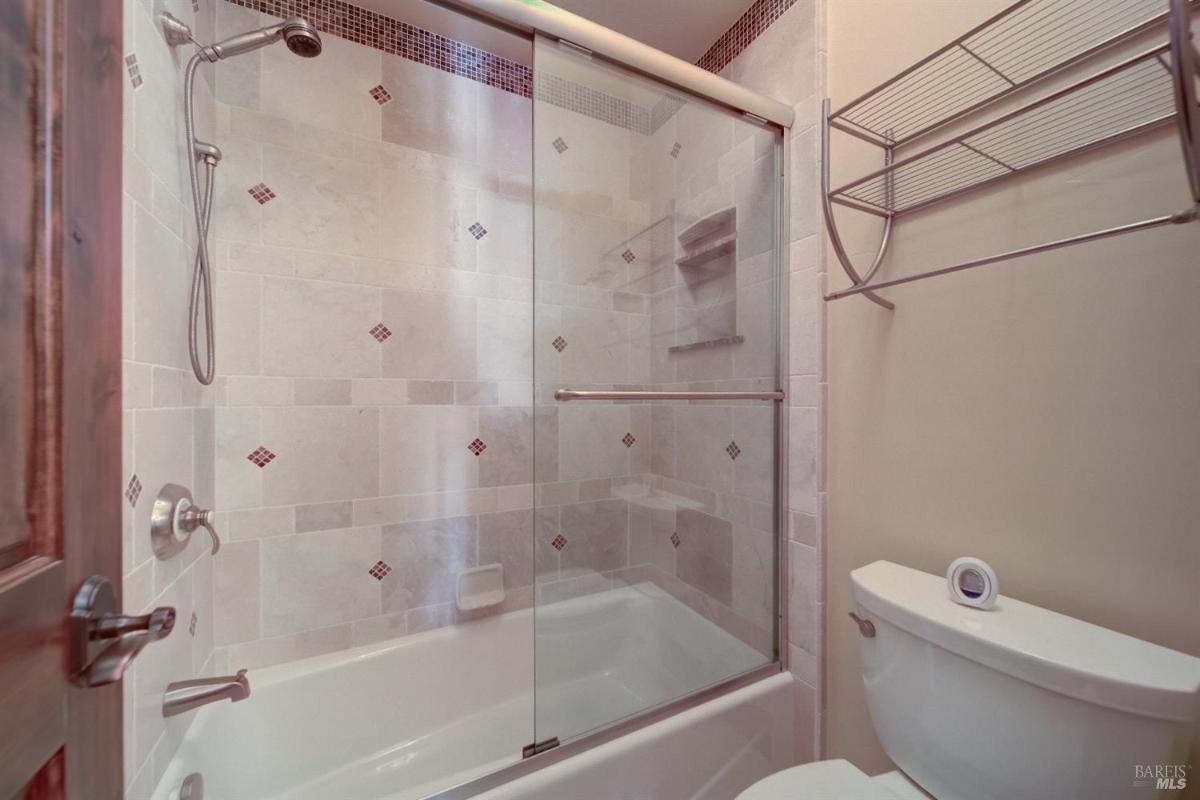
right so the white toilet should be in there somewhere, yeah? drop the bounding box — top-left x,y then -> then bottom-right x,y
740,560 -> 1200,800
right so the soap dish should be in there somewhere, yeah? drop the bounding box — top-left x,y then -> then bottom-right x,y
456,563 -> 505,612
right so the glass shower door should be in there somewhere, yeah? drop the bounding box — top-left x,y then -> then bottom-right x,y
532,35 -> 784,746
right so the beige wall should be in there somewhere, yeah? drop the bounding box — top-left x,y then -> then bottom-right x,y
824,0 -> 1200,781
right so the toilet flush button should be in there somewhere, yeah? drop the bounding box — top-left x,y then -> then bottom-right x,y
946,557 -> 999,610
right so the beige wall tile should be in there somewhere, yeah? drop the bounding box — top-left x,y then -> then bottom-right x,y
261,277 -> 380,377
261,527 -> 382,637
381,290 -> 477,379
379,405 -> 478,494
261,406 -> 381,505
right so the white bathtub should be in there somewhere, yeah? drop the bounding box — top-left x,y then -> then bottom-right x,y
150,582 -> 793,800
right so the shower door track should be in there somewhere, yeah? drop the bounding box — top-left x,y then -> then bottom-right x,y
423,662 -> 783,800
555,389 -> 785,402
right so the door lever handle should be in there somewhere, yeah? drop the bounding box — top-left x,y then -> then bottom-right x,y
70,576 -> 175,687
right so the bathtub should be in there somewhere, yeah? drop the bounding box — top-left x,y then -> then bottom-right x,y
150,581 -> 794,800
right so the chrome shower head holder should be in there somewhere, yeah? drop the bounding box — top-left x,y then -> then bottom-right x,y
161,12 -> 195,47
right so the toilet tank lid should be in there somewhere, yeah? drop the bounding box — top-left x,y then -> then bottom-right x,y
851,561 -> 1200,722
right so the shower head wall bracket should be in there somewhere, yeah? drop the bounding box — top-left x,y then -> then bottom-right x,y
161,12 -> 194,47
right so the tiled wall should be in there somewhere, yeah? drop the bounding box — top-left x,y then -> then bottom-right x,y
202,0 -> 538,669
121,1 -> 221,797
122,0 -> 799,791
196,0 -> 784,675
527,45 -> 783,659
715,0 -> 826,763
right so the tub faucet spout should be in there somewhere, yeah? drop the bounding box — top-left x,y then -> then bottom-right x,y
163,669 -> 251,717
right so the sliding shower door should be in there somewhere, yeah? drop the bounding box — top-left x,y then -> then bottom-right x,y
532,35 -> 784,746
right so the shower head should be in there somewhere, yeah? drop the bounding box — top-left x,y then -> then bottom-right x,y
280,18 -> 323,58
201,16 -> 322,62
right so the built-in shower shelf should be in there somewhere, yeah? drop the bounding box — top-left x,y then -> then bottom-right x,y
667,335 -> 744,355
675,234 -> 737,268
822,0 -> 1200,305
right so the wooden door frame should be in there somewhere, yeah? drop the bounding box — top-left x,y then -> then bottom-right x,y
2,0 -> 124,796
59,0 -> 125,792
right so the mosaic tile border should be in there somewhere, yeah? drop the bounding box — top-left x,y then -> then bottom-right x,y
224,0 -> 533,97
696,0 -> 799,74
222,0 -> 683,135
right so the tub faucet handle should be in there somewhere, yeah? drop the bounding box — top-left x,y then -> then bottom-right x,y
152,483 -> 221,559
179,503 -> 220,555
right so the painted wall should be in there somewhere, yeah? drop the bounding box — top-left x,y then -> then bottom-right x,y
717,0 -> 825,763
121,1 -> 220,796
823,0 -> 1200,782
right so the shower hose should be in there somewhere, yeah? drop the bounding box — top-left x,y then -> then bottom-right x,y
183,52 -> 216,385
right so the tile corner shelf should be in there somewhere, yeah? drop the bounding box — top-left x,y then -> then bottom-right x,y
667,335 -> 745,355
675,233 -> 737,269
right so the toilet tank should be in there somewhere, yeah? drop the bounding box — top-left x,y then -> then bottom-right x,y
851,561 -> 1200,800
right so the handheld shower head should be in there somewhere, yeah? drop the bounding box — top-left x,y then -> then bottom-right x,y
281,18 -> 323,58
201,16 -> 322,61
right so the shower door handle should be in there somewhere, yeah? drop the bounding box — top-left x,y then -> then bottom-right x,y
555,389 -> 785,402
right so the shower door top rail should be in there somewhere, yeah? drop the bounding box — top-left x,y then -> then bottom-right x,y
555,389 -> 785,402
437,0 -> 794,128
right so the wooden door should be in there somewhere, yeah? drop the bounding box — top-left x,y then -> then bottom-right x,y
1,0 -> 125,797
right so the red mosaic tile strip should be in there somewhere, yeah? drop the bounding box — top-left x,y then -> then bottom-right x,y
695,0 -> 799,75
223,0 -> 532,97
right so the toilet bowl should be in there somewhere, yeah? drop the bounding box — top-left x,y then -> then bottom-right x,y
738,561 -> 1200,800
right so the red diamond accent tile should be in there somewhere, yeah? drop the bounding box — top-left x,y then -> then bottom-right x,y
468,438 -> 487,456
552,136 -> 569,153
124,54 -> 143,89
468,222 -> 488,240
248,182 -> 276,204
726,441 -> 741,460
552,336 -> 567,352
670,142 -> 682,158
369,560 -> 392,580
247,446 -> 276,467
551,534 -> 567,551
621,249 -> 636,263
369,323 -> 393,342
124,473 -> 143,507
369,84 -> 393,104
622,432 -> 636,448
188,612 -> 198,637
670,531 -> 681,548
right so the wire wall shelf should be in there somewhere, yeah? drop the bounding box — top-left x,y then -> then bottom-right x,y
823,0 -> 1200,307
